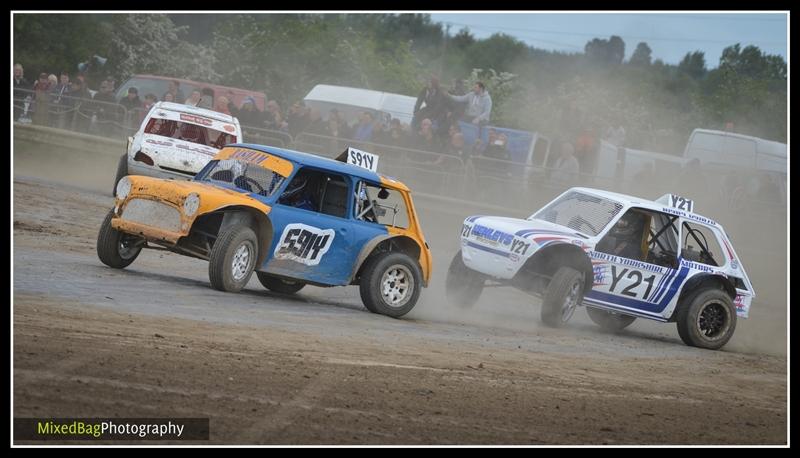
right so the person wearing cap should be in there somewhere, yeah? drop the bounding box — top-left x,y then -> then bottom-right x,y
237,96 -> 263,128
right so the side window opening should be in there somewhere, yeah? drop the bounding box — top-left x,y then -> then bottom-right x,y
279,168 -> 350,218
596,209 -> 649,262
681,221 -> 723,267
354,181 -> 409,229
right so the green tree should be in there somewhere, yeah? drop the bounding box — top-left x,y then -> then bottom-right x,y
585,35 -> 625,65
629,42 -> 652,66
678,51 -> 707,79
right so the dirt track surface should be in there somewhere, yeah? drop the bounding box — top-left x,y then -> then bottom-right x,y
12,173 -> 787,445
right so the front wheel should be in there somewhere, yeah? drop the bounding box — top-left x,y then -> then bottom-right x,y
208,225 -> 258,293
445,250 -> 485,307
96,210 -> 143,268
676,288 -> 737,350
541,266 -> 584,327
359,252 -> 422,318
586,307 -> 636,332
256,272 -> 305,294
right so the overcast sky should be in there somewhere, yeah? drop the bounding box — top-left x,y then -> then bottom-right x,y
429,12 -> 788,66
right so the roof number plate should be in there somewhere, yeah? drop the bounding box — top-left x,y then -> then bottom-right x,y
657,193 -> 694,213
346,147 -> 379,173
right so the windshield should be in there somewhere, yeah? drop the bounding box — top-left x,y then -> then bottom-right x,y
531,190 -> 624,236
196,159 -> 285,198
144,117 -> 237,149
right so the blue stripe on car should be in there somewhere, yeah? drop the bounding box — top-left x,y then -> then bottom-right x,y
465,241 -> 511,258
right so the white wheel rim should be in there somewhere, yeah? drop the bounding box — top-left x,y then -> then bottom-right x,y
562,281 -> 581,322
381,264 -> 414,308
231,243 -> 252,281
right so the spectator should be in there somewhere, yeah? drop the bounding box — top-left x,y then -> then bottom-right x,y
32,73 -> 53,126
303,107 -> 326,137
413,76 -> 448,132
325,108 -> 350,150
482,129 -> 511,161
214,96 -> 232,115
92,78 -> 119,133
411,118 -> 440,155
50,72 -> 71,129
447,81 -> 492,126
575,123 -> 600,175
551,142 -> 580,184
140,93 -> 158,123
198,87 -> 214,110
263,100 -> 286,131
352,111 -> 375,143
67,78 -> 92,132
380,118 -> 410,148
163,80 -> 185,103
286,101 -> 309,138
119,87 -> 142,129
13,64 -> 31,121
224,91 -> 239,117
47,74 -> 58,87
13,63 -> 29,90
163,92 -> 175,103
434,124 -> 467,165
184,89 -> 202,106
237,96 -> 264,129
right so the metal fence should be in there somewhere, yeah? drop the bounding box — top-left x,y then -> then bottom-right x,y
13,88 -> 786,215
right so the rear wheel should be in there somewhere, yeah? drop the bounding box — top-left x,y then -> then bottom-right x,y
445,250 -> 485,307
541,267 -> 584,327
208,225 -> 258,293
113,153 -> 128,196
586,307 -> 636,332
256,272 -> 305,294
676,288 -> 736,350
96,210 -> 143,269
359,252 -> 422,318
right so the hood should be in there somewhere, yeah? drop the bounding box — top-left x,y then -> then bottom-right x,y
466,215 -> 581,239
140,134 -> 220,174
125,175 -> 270,215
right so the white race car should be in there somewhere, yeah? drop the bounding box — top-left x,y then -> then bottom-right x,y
113,101 -> 242,195
446,187 -> 755,350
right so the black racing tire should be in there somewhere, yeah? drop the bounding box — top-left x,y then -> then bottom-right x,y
113,153 -> 128,197
676,288 -> 737,350
208,225 -> 258,293
256,272 -> 305,294
541,266 -> 584,328
359,252 -> 422,318
445,250 -> 485,307
96,210 -> 142,269
586,306 -> 636,332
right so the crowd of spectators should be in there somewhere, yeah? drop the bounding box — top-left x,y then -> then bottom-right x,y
14,63 -> 551,174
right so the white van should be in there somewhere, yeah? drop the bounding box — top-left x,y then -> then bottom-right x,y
683,128 -> 787,174
302,84 -> 417,126
683,129 -> 787,206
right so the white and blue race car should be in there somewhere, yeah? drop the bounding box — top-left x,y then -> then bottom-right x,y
446,187 -> 755,349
